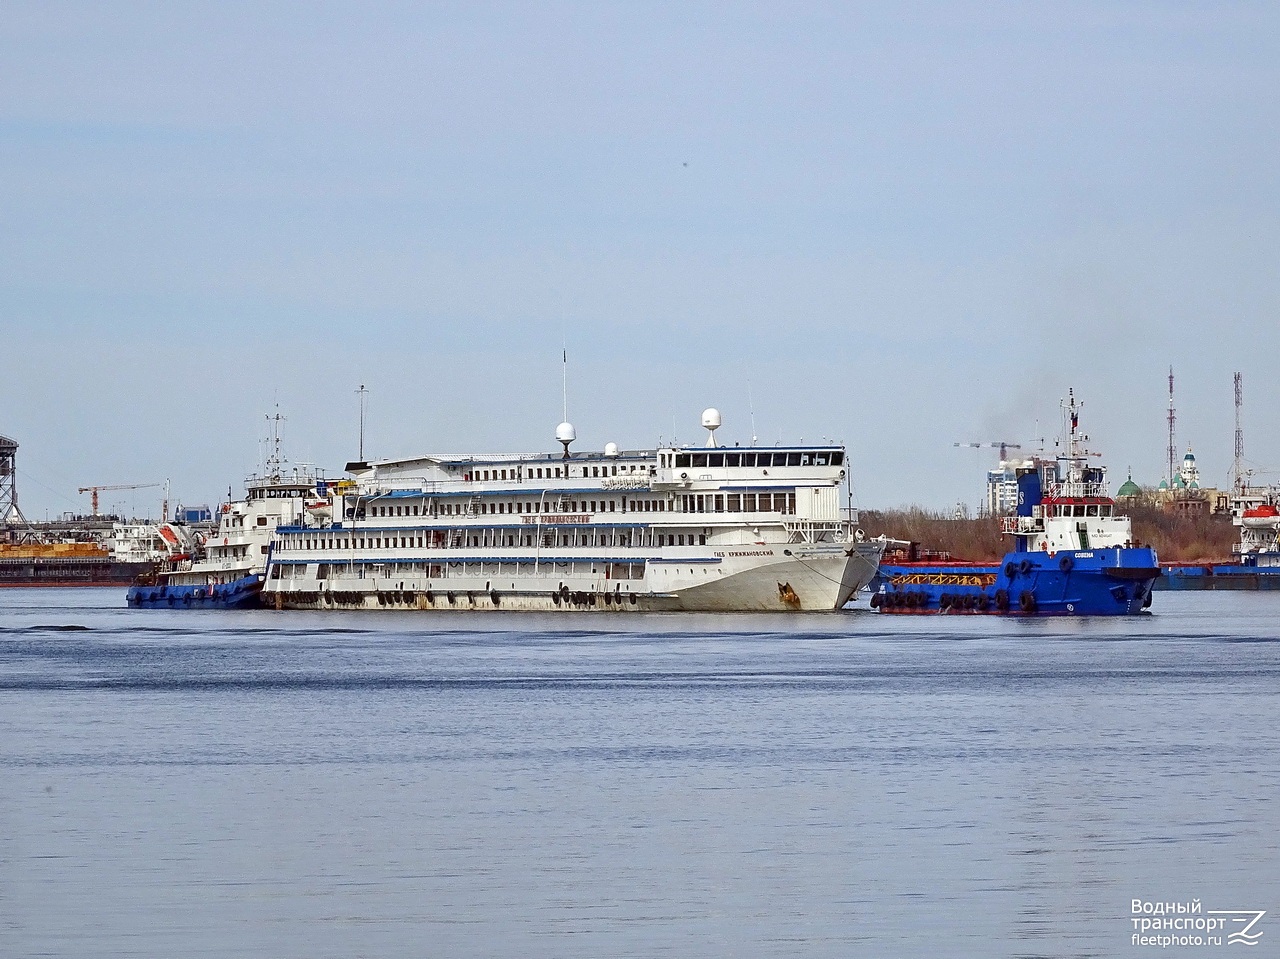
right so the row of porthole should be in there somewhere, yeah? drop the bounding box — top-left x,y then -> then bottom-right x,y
272,588 -> 639,608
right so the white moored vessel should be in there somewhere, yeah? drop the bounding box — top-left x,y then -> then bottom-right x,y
128,428 -> 331,608
262,410 -> 885,612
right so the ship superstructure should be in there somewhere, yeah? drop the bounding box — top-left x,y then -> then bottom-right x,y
999,393 -> 1139,555
873,390 -> 1161,615
1232,488 -> 1280,564
128,421 -> 328,608
262,410 -> 885,612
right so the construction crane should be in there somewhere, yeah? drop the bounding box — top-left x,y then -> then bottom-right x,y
954,441 -> 1022,463
77,483 -> 161,517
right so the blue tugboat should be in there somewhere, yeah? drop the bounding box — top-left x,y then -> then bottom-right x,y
127,428 -> 331,609
871,390 -> 1161,615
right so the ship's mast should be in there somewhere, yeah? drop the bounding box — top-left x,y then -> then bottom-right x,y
1233,371 -> 1245,492
1063,389 -> 1084,462
1167,367 -> 1177,489
356,384 -> 367,462
265,409 -> 285,479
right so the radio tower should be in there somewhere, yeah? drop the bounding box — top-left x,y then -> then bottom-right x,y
1234,371 -> 1245,492
1166,367 -> 1177,489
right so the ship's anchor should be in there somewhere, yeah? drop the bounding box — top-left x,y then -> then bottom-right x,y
777,582 -> 800,607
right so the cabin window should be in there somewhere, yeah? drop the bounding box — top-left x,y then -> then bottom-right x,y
690,453 -> 706,468
709,453 -> 724,468
714,495 -> 724,512
801,453 -> 812,466
814,453 -> 828,466
728,494 -> 740,512
725,452 -> 740,467
1087,505 -> 1098,516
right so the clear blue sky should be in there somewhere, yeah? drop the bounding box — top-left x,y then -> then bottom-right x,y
3,2 -> 1278,520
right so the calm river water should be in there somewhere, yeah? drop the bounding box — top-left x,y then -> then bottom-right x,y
2,589 -> 1277,957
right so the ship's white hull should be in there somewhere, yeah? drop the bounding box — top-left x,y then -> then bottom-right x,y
267,541 -> 884,613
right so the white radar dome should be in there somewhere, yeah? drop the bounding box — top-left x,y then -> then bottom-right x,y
555,422 -> 577,443
604,442 -> 619,457
702,408 -> 722,447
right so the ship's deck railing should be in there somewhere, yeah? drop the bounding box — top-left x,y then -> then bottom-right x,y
781,519 -> 845,544
1044,480 -> 1109,500
1001,515 -> 1045,535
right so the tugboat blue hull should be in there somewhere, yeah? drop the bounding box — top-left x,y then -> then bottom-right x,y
870,547 -> 1160,615
126,574 -> 263,610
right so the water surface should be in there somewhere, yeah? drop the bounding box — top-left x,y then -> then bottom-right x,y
2,590 -> 1277,957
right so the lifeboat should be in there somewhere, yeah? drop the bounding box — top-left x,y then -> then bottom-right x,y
305,499 -> 332,521
1241,504 -> 1280,528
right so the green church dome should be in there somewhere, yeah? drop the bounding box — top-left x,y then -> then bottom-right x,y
1117,473 -> 1142,498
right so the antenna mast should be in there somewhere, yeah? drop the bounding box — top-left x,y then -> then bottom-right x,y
265,408 -> 286,479
1166,367 -> 1177,489
1234,371 -> 1245,492
562,348 -> 568,423
356,385 -> 367,461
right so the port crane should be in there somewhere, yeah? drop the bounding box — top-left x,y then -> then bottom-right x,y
954,441 -> 1022,464
78,483 -> 161,517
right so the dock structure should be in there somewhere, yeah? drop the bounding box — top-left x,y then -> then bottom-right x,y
0,434 -> 29,530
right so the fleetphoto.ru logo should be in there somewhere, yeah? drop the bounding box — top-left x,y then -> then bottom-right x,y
1131,899 -> 1266,947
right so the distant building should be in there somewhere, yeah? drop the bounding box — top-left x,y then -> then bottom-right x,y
1116,470 -> 1142,502
984,461 -> 1020,517
1157,447 -> 1212,515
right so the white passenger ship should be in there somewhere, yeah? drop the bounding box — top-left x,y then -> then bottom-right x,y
262,410 -> 885,612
